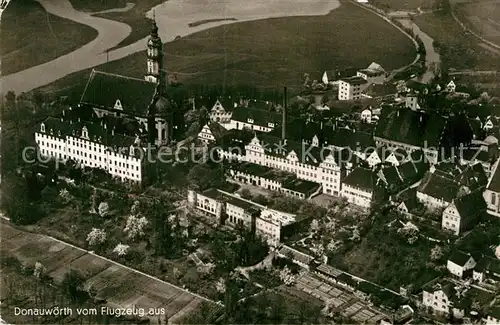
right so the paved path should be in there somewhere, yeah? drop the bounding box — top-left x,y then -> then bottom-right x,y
90,2 -> 135,15
0,219 -> 217,325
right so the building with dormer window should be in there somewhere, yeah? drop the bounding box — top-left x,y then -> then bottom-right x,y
35,114 -> 148,183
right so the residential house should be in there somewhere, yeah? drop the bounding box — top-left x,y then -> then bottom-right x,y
197,121 -> 228,144
338,76 -> 368,100
341,167 -> 377,209
325,126 -> 375,160
416,171 -> 460,209
441,190 -> 486,235
404,80 -> 429,95
447,251 -> 477,278
336,273 -> 358,291
484,116 -> 499,131
484,158 -> 500,217
422,280 -> 467,318
224,104 -> 280,133
473,256 -> 500,283
374,108 -> 449,164
209,98 -> 237,123
397,197 -> 418,215
486,307 -> 500,325
360,108 -> 373,123
446,80 -> 456,93
385,148 -> 408,166
356,62 -> 386,85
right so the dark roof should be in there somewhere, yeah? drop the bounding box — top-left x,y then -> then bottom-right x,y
80,70 -> 157,116
358,69 -> 384,77
377,166 -> 403,188
488,160 -> 500,192
38,117 -> 143,157
327,127 -> 375,152
397,161 -> 420,182
417,171 -> 460,202
475,256 -> 500,274
208,122 -> 229,141
340,76 -> 368,85
460,148 -> 491,163
375,108 -> 447,148
405,80 -> 428,93
336,273 -> 358,286
201,188 -> 262,211
231,107 -> 280,127
488,306 -> 500,319
231,162 -> 296,184
455,164 -> 488,191
316,264 -> 342,278
448,250 -> 473,267
282,179 -> 320,194
343,167 -> 375,192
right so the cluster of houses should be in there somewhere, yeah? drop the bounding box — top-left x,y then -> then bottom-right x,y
421,249 -> 500,323
196,81 -> 500,237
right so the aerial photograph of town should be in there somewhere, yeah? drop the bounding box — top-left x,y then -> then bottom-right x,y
0,0 -> 499,323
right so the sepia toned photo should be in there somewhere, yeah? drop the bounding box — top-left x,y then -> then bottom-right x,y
0,0 -> 499,324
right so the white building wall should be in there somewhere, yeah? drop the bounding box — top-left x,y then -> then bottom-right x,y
35,132 -> 144,182
422,290 -> 450,314
341,185 -> 373,208
442,205 -> 461,235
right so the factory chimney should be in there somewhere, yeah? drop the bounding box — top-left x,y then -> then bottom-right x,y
282,86 -> 287,140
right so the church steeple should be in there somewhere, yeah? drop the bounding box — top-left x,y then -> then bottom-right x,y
145,12 -> 165,87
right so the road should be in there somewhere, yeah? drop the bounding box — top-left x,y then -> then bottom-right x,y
0,0 -> 342,94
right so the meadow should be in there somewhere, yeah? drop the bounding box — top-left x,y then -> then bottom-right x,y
414,11 -> 500,71
0,0 -> 98,76
454,0 -> 500,47
35,0 -> 416,98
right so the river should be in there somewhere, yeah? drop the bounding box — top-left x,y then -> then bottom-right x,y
0,0 -> 340,94
397,18 -> 440,83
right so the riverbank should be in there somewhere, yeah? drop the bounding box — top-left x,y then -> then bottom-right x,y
30,0 -> 415,99
188,18 -> 237,28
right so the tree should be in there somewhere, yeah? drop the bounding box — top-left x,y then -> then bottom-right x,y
309,219 -> 320,233
1,174 -> 42,225
430,245 -> 443,261
124,215 -> 148,240
279,266 -> 295,285
113,243 -> 130,257
33,262 -> 47,279
58,188 -> 72,203
86,228 -> 107,246
98,202 -> 109,217
61,270 -> 87,303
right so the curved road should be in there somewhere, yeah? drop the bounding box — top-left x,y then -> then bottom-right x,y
0,0 -> 341,94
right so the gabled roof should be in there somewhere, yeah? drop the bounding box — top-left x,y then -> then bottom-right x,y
283,179 -> 320,194
231,107 -> 280,127
80,70 -> 157,116
343,167 -> 375,192
38,117 -> 143,157
475,255 -> 500,274
375,108 -> 447,148
448,250 -> 473,267
455,163 -> 487,191
208,121 -> 229,141
417,171 -> 460,203
487,158 -> 500,192
327,127 -> 375,152
340,76 -> 368,85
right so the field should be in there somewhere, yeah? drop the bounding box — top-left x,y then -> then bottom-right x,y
34,0 -> 415,99
369,0 -> 436,11
0,0 -> 98,76
454,0 -> 500,47
94,0 -> 166,49
414,11 -> 500,70
68,0 -> 127,12
0,221 -> 216,324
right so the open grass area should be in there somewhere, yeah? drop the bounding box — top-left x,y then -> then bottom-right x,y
414,11 -> 500,70
35,0 -> 415,99
369,0 -> 436,11
95,0 -> 165,50
454,0 -> 500,46
0,0 -> 98,76
68,0 -> 127,12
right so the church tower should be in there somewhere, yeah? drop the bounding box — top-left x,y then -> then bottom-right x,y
145,14 -> 165,86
